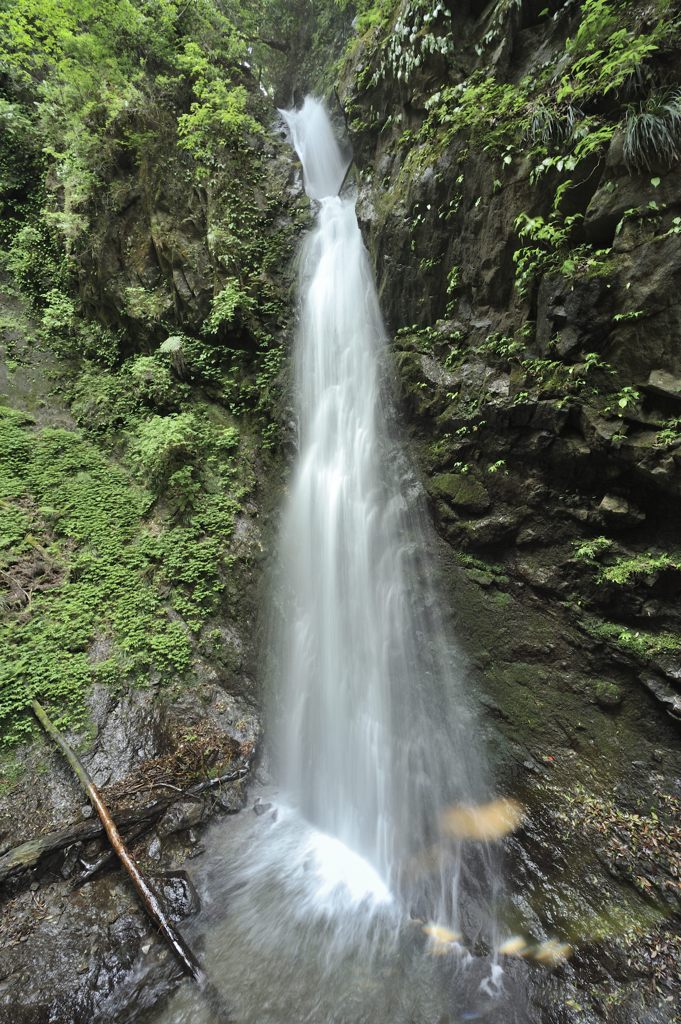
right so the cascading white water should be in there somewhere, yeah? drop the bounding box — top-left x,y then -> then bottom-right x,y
147,97 -> 527,1024
272,96 -> 495,922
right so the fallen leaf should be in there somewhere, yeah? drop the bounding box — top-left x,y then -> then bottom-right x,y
533,939 -> 572,965
498,935 -> 527,956
441,798 -> 524,841
422,922 -> 461,944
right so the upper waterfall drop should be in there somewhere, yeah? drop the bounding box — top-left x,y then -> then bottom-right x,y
270,94 -> 498,924
281,97 -> 351,199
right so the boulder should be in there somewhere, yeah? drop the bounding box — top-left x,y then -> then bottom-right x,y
594,681 -> 624,710
642,370 -> 681,404
598,494 -> 645,527
640,674 -> 681,723
463,511 -> 523,546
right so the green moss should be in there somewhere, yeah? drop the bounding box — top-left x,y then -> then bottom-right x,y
430,472 -> 490,513
0,411 -> 198,746
593,680 -> 624,707
584,617 -> 681,658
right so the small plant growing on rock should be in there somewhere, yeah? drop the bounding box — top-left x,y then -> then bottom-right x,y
604,385 -> 641,416
623,90 -> 681,172
655,417 -> 681,448
129,413 -> 202,493
574,536 -> 614,561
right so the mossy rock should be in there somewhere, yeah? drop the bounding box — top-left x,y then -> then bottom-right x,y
594,681 -> 624,710
430,472 -> 490,513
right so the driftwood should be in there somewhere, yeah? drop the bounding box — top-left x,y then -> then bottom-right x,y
0,765 -> 249,885
28,699 -> 206,983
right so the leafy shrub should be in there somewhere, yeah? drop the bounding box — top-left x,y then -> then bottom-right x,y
600,552 -> 680,585
70,365 -> 138,434
558,0 -> 664,103
574,536 -> 614,561
623,89 -> 681,171
129,413 -> 202,491
205,279 -> 255,335
124,286 -> 169,324
40,288 -> 76,338
4,223 -> 60,297
128,355 -> 186,410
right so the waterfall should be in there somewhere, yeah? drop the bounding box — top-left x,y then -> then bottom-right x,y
272,97 -> 496,925
151,98 -> 518,1024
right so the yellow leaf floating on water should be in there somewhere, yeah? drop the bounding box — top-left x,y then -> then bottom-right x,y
429,941 -> 455,957
422,923 -> 462,944
498,935 -> 527,957
533,939 -> 572,965
440,798 -> 524,841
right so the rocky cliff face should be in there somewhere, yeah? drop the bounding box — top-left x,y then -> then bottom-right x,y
332,0 -> 681,1017
2,1 -> 681,1020
0,10 -> 309,1016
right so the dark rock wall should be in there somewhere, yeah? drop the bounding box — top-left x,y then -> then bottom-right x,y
334,0 -> 681,1017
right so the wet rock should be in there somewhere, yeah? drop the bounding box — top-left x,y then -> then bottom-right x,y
217,785 -> 247,814
514,556 -> 567,593
536,275 -> 612,357
157,799 -> 205,838
652,654 -> 681,687
463,511 -> 523,546
82,687 -> 165,789
642,369 -> 681,404
253,798 -> 273,816
60,844 -> 82,879
149,870 -> 200,922
579,406 -> 624,447
147,835 -> 162,861
529,400 -> 569,434
639,674 -> 681,723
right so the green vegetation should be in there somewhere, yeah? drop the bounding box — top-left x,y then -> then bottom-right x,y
600,551 -> 681,585
0,0 -> 305,750
574,536 -> 615,562
624,89 -> 681,171
585,617 -> 681,659
558,0 -> 668,103
0,391 -> 254,746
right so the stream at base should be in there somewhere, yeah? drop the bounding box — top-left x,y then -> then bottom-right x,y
139,787 -> 531,1024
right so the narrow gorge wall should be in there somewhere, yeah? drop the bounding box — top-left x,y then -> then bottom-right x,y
329,0 -> 681,1017
0,7 -> 310,1017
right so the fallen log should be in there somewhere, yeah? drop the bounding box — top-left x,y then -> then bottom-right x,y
0,764 -> 249,884
0,802 -> 169,884
29,698 -> 205,985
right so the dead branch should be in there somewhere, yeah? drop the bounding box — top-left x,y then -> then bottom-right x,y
29,698 -> 205,984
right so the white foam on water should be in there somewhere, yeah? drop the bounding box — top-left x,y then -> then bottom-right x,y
307,830 -> 393,908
